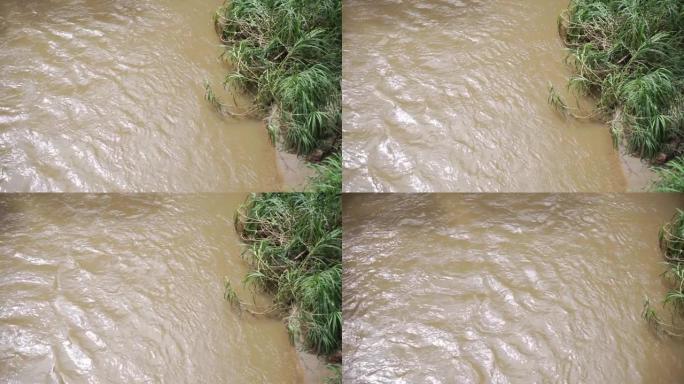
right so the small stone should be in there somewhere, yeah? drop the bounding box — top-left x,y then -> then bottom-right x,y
655,153 -> 668,164
308,149 -> 324,162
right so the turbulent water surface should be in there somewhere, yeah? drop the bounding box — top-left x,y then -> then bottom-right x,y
342,0 -> 631,192
344,193 -> 684,383
0,0 -> 289,192
0,194 -> 309,383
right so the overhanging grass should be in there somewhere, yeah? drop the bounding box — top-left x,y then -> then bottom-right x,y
557,0 -> 684,160
213,0 -> 341,158
231,184 -> 341,359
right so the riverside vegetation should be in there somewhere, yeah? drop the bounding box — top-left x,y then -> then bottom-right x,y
644,209 -> 684,337
226,160 -> 342,383
553,0 -> 684,190
209,0 -> 341,179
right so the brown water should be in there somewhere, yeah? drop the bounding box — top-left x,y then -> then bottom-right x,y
342,0 -> 632,192
0,194 -> 308,382
0,0 -> 292,192
343,193 -> 684,383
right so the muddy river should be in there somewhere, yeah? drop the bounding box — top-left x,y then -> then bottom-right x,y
343,193 -> 684,383
342,0 -> 645,192
0,0 -> 296,192
0,194 -> 311,382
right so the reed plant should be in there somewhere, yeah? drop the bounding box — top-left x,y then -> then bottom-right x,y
213,0 -> 341,158
230,176 -> 341,359
557,0 -> 684,164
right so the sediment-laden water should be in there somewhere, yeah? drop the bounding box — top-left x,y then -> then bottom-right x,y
0,194 -> 308,382
343,193 -> 684,383
342,0 -> 639,192
0,0 -> 292,192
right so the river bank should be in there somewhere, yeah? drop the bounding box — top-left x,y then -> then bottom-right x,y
230,166 -> 342,383
212,0 -> 342,186
644,208 -> 684,337
558,0 -> 684,191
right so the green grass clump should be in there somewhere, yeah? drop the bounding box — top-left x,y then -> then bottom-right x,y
548,84 -> 570,116
558,0 -> 684,159
324,364 -> 342,384
660,210 -> 684,263
307,153 -> 341,194
204,80 -> 226,114
232,188 -> 341,358
214,0 -> 341,157
644,210 -> 684,336
653,157 -> 684,192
